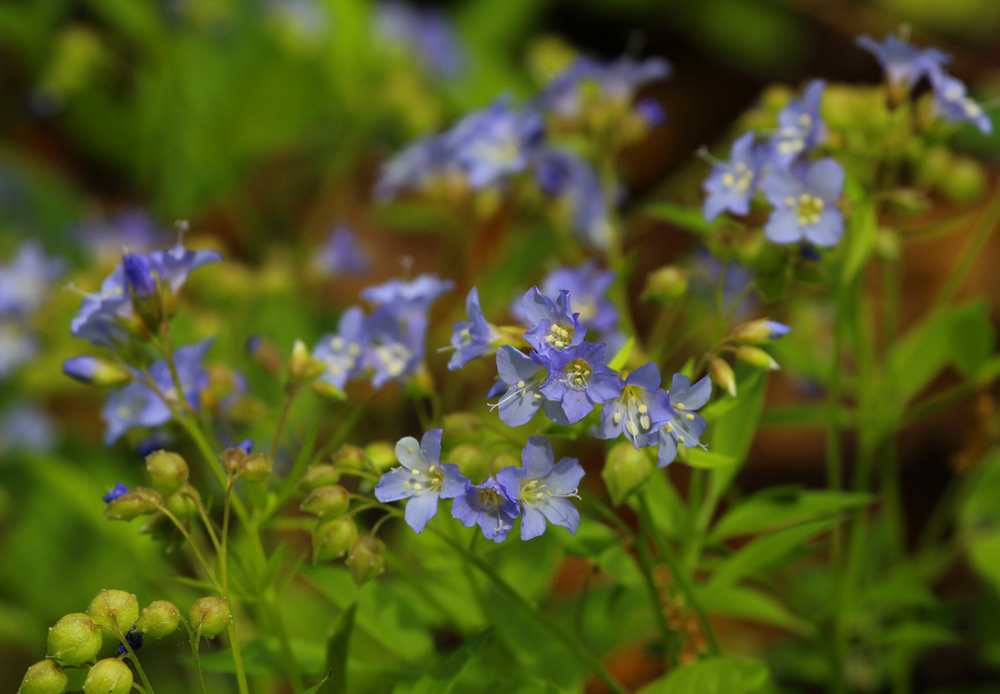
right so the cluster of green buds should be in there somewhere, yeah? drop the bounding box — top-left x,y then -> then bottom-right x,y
706,318 -> 791,397
103,450 -> 207,527
221,443 -> 273,482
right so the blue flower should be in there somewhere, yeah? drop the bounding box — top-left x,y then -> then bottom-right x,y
123,253 -> 158,299
535,149 -> 613,248
703,132 -> 765,221
856,33 -> 950,91
771,80 -> 826,167
313,306 -> 369,389
0,321 -> 38,378
0,404 -> 56,454
451,476 -> 520,543
373,135 -> 456,202
492,345 -> 551,427
540,342 -> 622,425
656,374 -> 712,468
496,436 -> 584,540
375,2 -> 464,78
0,242 -> 64,317
929,68 -> 993,135
691,248 -> 756,319
78,209 -> 166,262
236,439 -> 254,455
521,287 -> 586,355
540,261 -> 617,335
596,362 -> 673,449
763,158 -> 845,247
146,243 -> 223,295
115,627 -> 143,656
62,356 -> 100,383
374,429 -> 468,533
361,274 -> 454,312
315,224 -> 371,277
445,96 -> 545,189
103,482 -> 130,503
537,56 -> 671,120
448,287 -> 500,371
70,265 -> 133,348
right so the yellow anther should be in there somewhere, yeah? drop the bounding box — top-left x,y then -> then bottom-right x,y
613,412 -> 622,424
686,413 -> 694,421
678,435 -> 685,444
676,403 -> 685,410
413,483 -> 422,490
403,482 -> 411,489
638,404 -> 648,414
517,380 -> 525,388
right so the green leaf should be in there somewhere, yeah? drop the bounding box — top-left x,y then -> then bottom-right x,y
257,540 -> 287,595
679,448 -> 737,469
842,198 -> 877,284
706,368 -> 766,510
651,656 -> 769,694
949,299 -> 996,377
607,336 -> 635,371
709,489 -> 873,542
304,672 -> 332,694
563,521 -> 620,558
886,307 -> 955,405
628,467 -> 688,539
696,585 -> 812,635
707,518 -> 838,590
323,603 -> 356,694
410,628 -> 492,694
961,448 -> 1000,594
645,202 -> 716,236
876,622 -> 958,647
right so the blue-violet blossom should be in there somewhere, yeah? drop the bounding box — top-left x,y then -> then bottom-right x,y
540,342 -> 622,425
448,287 -> 500,370
496,436 -> 584,540
763,158 -> 845,247
656,374 -> 712,468
596,362 -> 674,449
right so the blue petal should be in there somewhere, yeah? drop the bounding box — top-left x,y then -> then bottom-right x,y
374,467 -> 416,502
496,345 -> 543,385
560,389 -> 593,424
440,464 -> 470,499
498,384 -> 543,427
765,209 -> 804,245
627,362 -> 661,391
804,208 -> 844,248
420,428 -> 443,463
538,497 -> 580,535
521,436 -> 555,478
657,430 -> 678,468
519,504 -> 547,540
405,493 -> 440,533
680,375 -> 712,410
544,457 -> 585,495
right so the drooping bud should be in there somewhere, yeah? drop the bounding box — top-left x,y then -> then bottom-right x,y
731,319 -> 791,344
300,485 -> 350,518
135,601 -> 181,639
348,535 -> 386,587
299,464 -> 341,491
240,453 -> 273,482
331,444 -> 369,471
17,660 -> 67,694
165,489 -> 198,519
47,613 -> 102,667
289,340 -> 325,386
88,590 -> 139,635
710,358 -> 737,397
83,658 -> 132,694
364,441 -> 396,471
189,598 -> 232,638
145,450 -> 189,493
445,444 -> 488,483
602,441 -> 653,506
313,516 -> 358,563
104,488 -> 162,521
735,345 -> 780,371
62,357 -> 132,387
642,266 -> 688,302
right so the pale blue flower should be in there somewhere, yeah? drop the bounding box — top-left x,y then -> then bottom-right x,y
540,342 -> 622,425
596,362 -> 673,449
656,374 -> 712,468
929,68 -> 993,135
521,287 -> 586,355
0,241 -> 64,317
451,476 -> 520,543
702,132 -> 765,221
316,224 -> 371,277
763,158 -> 845,247
856,33 -> 950,91
375,2 -> 464,77
535,149 -> 612,247
537,56 -> 671,119
771,80 -> 826,167
448,287 -> 500,370
313,306 -> 368,389
496,436 -> 584,540
492,345 -> 551,427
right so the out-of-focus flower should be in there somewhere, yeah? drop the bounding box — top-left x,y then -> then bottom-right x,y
929,68 -> 993,135
597,362 -> 673,449
535,149 -> 613,247
496,436 -> 583,540
448,288 -> 500,370
691,249 -> 756,319
521,287 -> 586,355
0,242 -> 64,316
375,1 -> 464,77
770,80 -> 826,168
315,225 -> 371,277
102,482 -> 130,503
373,135 -> 456,201
537,56 -> 671,121
374,429 -> 468,533
539,261 -> 617,334
702,132 -> 766,221
540,342 -> 621,424
856,33 -> 950,92
70,265 -> 132,349
313,307 -> 368,389
0,322 -> 38,378
78,209 -> 165,263
451,476 -> 520,543
656,374 -> 711,468
635,97 -> 667,127
0,404 -> 56,454
763,158 -> 846,247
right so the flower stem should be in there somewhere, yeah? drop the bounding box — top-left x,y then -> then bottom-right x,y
271,385 -> 301,461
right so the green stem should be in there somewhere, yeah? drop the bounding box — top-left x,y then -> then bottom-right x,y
265,595 -> 303,693
270,386 -> 301,461
157,505 -> 223,594
112,624 -> 156,694
225,622 -> 250,694
187,621 -> 208,694
636,519 -> 680,666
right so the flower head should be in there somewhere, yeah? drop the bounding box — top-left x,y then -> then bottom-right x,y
540,342 -> 622,425
521,286 -> 586,355
315,225 -> 371,277
702,132 -> 766,221
146,243 -> 223,295
373,135 -> 456,201
771,80 -> 826,167
123,253 -> 158,299
70,265 -> 133,348
856,33 -> 950,91
763,158 -> 845,247
375,429 -> 469,533
597,362 -> 674,449
535,149 -> 612,248
496,436 -> 584,540
929,68 -> 993,135
451,476 -> 520,543
537,56 -> 671,120
538,261 -> 617,334
448,287 -> 500,370
313,306 -> 368,389
657,374 -> 712,468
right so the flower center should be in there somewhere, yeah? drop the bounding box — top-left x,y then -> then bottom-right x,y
402,465 -> 443,493
544,322 -> 574,349
791,193 -> 824,226
721,163 -> 753,192
563,358 -> 591,390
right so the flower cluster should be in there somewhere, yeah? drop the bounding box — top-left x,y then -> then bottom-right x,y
375,430 -> 584,542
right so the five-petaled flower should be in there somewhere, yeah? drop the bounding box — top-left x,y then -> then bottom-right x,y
492,345 -> 551,427
597,362 -> 674,449
770,80 -> 826,168
702,131 -> 768,222
540,342 -> 622,425
521,287 -> 586,356
763,158 -> 845,247
856,33 -> 950,92
656,374 -> 712,468
496,437 -> 584,540
448,287 -> 500,371
451,476 -> 521,543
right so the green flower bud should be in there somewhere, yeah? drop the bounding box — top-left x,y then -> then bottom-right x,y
445,444 -> 488,484
47,614 -> 101,667
874,227 -> 901,262
240,453 -> 273,482
104,488 -> 162,521
165,489 -> 198,519
300,485 -> 350,518
642,266 -> 688,303
289,339 -> 325,385
88,590 -> 140,634
602,442 -> 653,506
83,659 -> 132,694
145,450 -> 188,493
331,444 -> 369,471
364,442 -> 396,471
731,319 -> 789,344
189,597 -> 232,639
312,379 -> 347,400
18,660 -> 67,694
135,601 -> 181,639
348,535 -> 386,587
313,516 -> 358,563
710,358 -> 737,398
299,464 -> 341,491
734,345 -> 780,371
221,446 -> 247,475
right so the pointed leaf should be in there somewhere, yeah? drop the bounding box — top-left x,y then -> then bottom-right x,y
323,603 -> 356,694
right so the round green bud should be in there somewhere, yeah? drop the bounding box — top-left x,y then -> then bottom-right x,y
445,444 -> 488,484
145,450 -> 189,493
364,441 -> 396,471
189,597 -> 231,638
313,516 -> 358,563
300,485 -> 350,518
88,590 -> 140,634
104,488 -> 162,521
240,453 -> 273,482
642,266 -> 688,303
47,614 -> 101,667
602,442 -> 653,506
83,658 -> 132,694
331,444 -> 369,471
165,489 -> 198,519
221,446 -> 247,475
18,659 -> 68,694
135,600 -> 181,638
348,535 -> 386,587
299,464 -> 340,491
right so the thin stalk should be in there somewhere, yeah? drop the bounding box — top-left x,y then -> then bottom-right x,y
184,620 -> 208,694
636,520 -> 680,667
932,186 -> 1000,311
106,622 -> 156,694
271,386 -> 301,461
225,622 -> 250,694
221,477 -> 234,595
157,505 -> 222,594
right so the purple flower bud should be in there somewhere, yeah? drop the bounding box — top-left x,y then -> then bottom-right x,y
102,482 -> 130,503
123,253 -> 157,298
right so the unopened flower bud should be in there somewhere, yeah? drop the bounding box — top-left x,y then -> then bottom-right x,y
943,156 -> 985,203
88,590 -> 140,634
710,358 -> 737,397
348,535 -> 386,586
63,357 -> 132,387
364,442 -> 396,471
735,345 -> 780,371
47,613 -> 102,667
189,598 -> 231,638
83,658 -> 132,694
312,380 -> 347,400
135,601 -> 181,639
145,450 -> 189,493
602,441 -> 653,506
104,488 -> 162,521
732,319 -> 791,344
123,253 -> 164,332
165,489 -> 198,519
221,446 -> 247,475
445,444 -> 488,483
299,464 -> 341,491
240,453 -> 273,482
300,485 -> 350,518
313,516 -> 358,563
290,340 -> 325,386
331,444 -> 369,471
18,660 -> 67,694
642,266 -> 688,302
